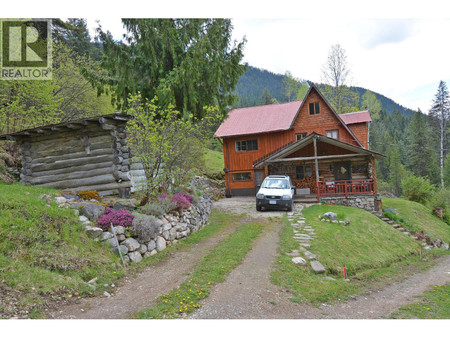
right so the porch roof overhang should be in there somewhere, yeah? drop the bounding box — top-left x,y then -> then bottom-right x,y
253,132 -> 385,168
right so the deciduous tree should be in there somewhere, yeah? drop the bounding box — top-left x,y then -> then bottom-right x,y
321,44 -> 358,114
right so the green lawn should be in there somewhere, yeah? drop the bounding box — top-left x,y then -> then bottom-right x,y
271,205 -> 434,305
383,197 -> 450,243
391,283 -> 450,319
0,183 -> 125,318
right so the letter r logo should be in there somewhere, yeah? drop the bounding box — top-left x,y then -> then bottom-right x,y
1,20 -> 49,67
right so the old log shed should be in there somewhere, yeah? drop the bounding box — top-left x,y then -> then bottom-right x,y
0,113 -> 136,198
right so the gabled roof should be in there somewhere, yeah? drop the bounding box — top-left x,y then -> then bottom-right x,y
339,111 -> 372,125
214,83 -> 366,148
214,100 -> 302,138
0,113 -> 132,140
253,132 -> 385,168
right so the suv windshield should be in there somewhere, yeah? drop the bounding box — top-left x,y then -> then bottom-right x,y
261,178 -> 289,189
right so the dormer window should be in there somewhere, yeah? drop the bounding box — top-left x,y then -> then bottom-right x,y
309,102 -> 320,115
326,129 -> 339,139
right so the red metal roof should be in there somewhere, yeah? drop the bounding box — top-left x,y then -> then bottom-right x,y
214,101 -> 302,138
338,111 -> 372,124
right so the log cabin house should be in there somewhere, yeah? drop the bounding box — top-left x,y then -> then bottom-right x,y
0,113 -> 145,198
215,84 -> 385,210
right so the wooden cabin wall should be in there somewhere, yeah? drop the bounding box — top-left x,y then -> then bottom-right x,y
347,123 -> 369,149
291,87 -> 360,147
18,123 -> 132,196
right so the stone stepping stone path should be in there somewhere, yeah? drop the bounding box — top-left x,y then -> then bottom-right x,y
285,206 -> 326,274
374,212 -> 449,250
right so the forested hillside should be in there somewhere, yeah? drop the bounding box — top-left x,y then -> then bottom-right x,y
234,66 -> 415,116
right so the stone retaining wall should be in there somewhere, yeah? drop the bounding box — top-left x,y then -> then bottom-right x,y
98,197 -> 212,263
46,176 -> 217,264
320,194 -> 378,211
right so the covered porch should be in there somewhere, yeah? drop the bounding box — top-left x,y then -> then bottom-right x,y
253,133 -> 384,205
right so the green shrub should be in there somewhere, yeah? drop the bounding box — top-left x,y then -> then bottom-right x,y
401,174 -> 434,204
429,188 -> 450,224
139,198 -> 177,217
132,214 -> 161,242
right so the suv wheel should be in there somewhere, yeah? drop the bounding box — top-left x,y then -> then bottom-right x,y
256,205 -> 262,211
287,200 -> 293,212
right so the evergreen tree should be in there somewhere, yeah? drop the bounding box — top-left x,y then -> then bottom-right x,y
387,142 -> 407,196
429,80 -> 450,187
87,19 -> 246,119
406,110 -> 437,180
259,88 -> 273,105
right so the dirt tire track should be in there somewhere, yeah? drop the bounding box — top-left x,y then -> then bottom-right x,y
51,217 -> 242,319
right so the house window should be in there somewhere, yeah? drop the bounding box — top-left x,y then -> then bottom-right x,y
326,129 -> 339,139
296,133 -> 307,141
232,172 -> 252,181
334,162 -> 352,180
296,165 -> 312,179
309,102 -> 320,115
235,139 -> 258,152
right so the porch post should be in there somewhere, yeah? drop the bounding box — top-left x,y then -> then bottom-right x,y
264,163 -> 269,178
313,135 -> 320,202
313,136 -> 320,182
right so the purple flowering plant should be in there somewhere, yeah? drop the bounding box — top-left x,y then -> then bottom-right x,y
97,208 -> 135,231
171,192 -> 193,210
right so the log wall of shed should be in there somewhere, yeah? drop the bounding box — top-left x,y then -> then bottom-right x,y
17,122 -> 132,196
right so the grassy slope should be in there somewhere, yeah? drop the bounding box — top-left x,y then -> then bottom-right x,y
201,148 -> 223,177
272,205 -> 430,305
391,283 -> 450,319
383,197 -> 450,243
0,183 -> 124,318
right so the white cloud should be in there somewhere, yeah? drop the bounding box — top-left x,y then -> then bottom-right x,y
232,18 -> 450,112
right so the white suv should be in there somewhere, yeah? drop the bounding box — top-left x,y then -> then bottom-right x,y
256,175 -> 295,211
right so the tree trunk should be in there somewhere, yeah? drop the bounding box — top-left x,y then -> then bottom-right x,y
440,116 -> 444,187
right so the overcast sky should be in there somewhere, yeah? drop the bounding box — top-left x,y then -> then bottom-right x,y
86,17 -> 450,113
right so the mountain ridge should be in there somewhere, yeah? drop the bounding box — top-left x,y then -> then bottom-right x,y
234,65 -> 415,117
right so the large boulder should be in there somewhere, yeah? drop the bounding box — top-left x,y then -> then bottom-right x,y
122,238 -> 141,252
72,202 -> 106,221
85,226 -> 103,239
111,245 -> 128,255
155,236 -> 166,252
128,251 -> 143,263
147,240 -> 156,252
100,231 -> 114,241
322,212 -> 337,220
137,244 -> 148,255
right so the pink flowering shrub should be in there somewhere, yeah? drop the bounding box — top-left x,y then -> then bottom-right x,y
159,193 -> 170,200
171,192 -> 193,210
97,208 -> 135,231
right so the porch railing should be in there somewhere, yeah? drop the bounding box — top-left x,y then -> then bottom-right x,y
316,179 -> 375,200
